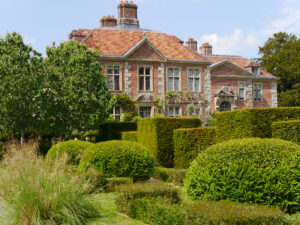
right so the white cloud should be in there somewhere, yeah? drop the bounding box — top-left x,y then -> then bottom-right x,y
23,35 -> 36,46
261,0 -> 300,35
198,29 -> 260,55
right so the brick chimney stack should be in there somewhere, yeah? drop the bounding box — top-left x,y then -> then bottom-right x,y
200,43 -> 213,54
100,16 -> 117,27
185,38 -> 198,52
118,1 -> 139,27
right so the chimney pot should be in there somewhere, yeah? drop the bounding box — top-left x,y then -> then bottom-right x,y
185,38 -> 198,52
200,43 -> 212,54
118,0 -> 139,27
100,15 -> 117,27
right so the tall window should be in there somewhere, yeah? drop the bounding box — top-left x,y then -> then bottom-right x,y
168,106 -> 181,117
168,68 -> 180,91
139,107 -> 151,118
238,82 -> 245,100
188,68 -> 200,92
139,67 -> 151,91
254,83 -> 262,101
107,66 -> 121,91
220,101 -> 231,112
110,106 -> 121,122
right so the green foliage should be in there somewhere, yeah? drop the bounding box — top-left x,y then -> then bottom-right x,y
185,138 -> 300,214
46,140 -> 93,165
185,200 -> 292,225
98,122 -> 137,141
257,32 -> 300,92
113,92 -> 137,112
272,120 -> 300,144
138,117 -> 201,167
74,169 -> 107,194
43,40 -> 112,136
106,177 -> 133,192
79,140 -> 155,181
174,127 -> 216,169
215,107 -> 300,141
121,131 -> 138,142
115,182 -> 181,214
0,142 -> 4,160
129,198 -> 185,225
153,167 -> 186,184
0,150 -> 98,225
0,32 -> 44,143
279,83 -> 300,107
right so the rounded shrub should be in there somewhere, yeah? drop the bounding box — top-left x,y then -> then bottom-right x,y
78,140 -> 155,181
185,138 -> 300,214
46,140 -> 93,165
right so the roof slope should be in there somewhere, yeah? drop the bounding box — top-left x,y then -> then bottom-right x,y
82,29 -> 207,61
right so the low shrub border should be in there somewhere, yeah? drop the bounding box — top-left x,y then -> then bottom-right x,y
174,127 -> 216,169
272,120 -> 300,144
185,138 -> 300,214
121,131 -> 138,142
138,117 -> 201,167
215,107 -> 300,141
153,167 -> 186,184
46,140 -> 93,165
78,140 -> 155,181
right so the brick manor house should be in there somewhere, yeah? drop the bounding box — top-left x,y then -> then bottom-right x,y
69,1 -> 278,122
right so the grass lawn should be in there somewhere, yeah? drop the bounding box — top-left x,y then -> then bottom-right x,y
87,192 -> 146,225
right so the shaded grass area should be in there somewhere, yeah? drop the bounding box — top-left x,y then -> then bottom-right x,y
87,192 -> 145,225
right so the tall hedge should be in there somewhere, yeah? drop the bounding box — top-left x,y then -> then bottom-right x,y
215,107 -> 300,141
174,127 -> 216,169
272,120 -> 300,144
121,131 -> 138,142
98,122 -> 137,141
138,118 -> 201,168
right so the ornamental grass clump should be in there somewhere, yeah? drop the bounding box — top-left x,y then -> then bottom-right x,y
185,138 -> 300,214
0,146 -> 98,225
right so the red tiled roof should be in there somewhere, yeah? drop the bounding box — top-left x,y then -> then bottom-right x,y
82,29 -> 207,61
202,55 -> 273,77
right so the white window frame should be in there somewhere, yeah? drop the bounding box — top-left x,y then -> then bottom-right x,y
167,67 -> 181,92
168,106 -> 182,117
138,65 -> 153,92
238,81 -> 246,101
187,67 -> 202,92
111,106 -> 122,122
106,65 -> 122,91
253,83 -> 262,101
138,105 -> 153,118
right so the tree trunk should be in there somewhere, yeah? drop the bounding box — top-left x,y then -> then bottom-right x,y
20,130 -> 25,149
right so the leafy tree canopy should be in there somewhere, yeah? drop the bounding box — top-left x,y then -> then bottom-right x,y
42,40 -> 113,137
257,32 -> 300,92
0,32 -> 44,145
278,83 -> 300,107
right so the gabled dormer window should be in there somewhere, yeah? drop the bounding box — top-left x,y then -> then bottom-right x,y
251,66 -> 260,76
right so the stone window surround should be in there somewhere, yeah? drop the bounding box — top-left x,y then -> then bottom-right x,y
166,66 -> 182,92
137,65 -> 154,92
187,67 -> 202,92
238,81 -> 246,101
168,105 -> 182,117
106,64 -> 123,91
111,105 -> 122,122
253,82 -> 262,101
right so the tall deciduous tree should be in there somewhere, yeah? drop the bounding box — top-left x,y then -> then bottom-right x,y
42,40 -> 112,137
257,32 -> 300,92
0,32 -> 43,147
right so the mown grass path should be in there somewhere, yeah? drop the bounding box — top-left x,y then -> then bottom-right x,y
87,192 -> 146,225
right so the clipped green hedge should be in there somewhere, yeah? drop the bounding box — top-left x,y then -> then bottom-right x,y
272,120 -> 300,144
185,138 -> 300,214
121,131 -> 138,142
78,141 -> 155,181
46,140 -> 93,165
105,177 -> 133,192
174,127 -> 216,169
98,122 -> 137,141
153,167 -> 186,184
185,201 -> 291,225
138,118 -> 201,168
115,182 -> 181,214
215,107 -> 300,141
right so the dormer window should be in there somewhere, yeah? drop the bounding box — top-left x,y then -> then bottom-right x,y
251,66 -> 260,76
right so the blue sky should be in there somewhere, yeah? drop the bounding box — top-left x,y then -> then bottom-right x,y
0,0 -> 299,58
